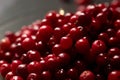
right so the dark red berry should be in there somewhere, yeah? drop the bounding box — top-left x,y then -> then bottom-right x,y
108,47 -> 120,57
36,25 -> 53,42
114,19 -> 120,30
40,71 -> 52,80
75,38 -> 90,55
10,76 -> 23,80
91,40 -> 106,54
108,70 -> 120,80
27,73 -> 40,80
52,44 -> 63,55
116,29 -> 120,40
27,50 -> 41,61
5,71 -> 14,80
79,70 -> 95,80
27,61 -> 43,74
96,53 -> 108,66
11,60 -> 22,74
55,69 -> 66,80
0,37 -> 11,51
21,37 -> 35,50
57,53 -> 70,66
60,36 -> 73,50
0,63 -> 11,77
16,64 -> 28,79
67,68 -> 79,79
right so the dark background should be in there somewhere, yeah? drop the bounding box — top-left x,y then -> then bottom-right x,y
0,0 -> 112,39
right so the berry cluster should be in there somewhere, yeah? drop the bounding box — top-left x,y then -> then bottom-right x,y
0,0 -> 120,80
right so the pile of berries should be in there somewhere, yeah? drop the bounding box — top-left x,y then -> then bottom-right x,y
0,0 -> 120,80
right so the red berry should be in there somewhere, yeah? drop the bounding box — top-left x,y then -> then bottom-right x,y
55,69 -> 66,80
75,38 -> 90,55
67,68 -> 79,79
10,76 -> 23,80
45,55 -> 58,70
0,63 -> 11,77
114,19 -> 120,30
11,60 -> 22,74
52,44 -> 63,55
0,37 -> 11,51
79,70 -> 95,80
60,37 -> 73,50
108,47 -> 120,57
21,37 -> 35,50
27,50 -> 41,61
40,71 -> 52,80
27,73 -> 40,80
16,64 -> 28,79
116,29 -> 120,40
0,60 -> 7,67
57,53 -> 70,66
91,40 -> 106,54
5,71 -> 14,80
96,53 -> 108,66
36,25 -> 53,42
98,32 -> 109,43
108,70 -> 120,80
27,61 -> 43,74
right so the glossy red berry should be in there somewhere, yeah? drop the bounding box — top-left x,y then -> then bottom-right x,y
57,53 -> 70,66
46,11 -> 57,21
96,53 -> 108,66
27,73 -> 40,80
11,60 -> 22,74
116,29 -> 120,40
98,32 -> 109,43
5,71 -> 14,80
79,70 -> 95,80
114,19 -> 120,30
0,60 -> 7,67
36,25 -> 53,42
106,28 -> 115,37
68,26 -> 84,41
10,76 -> 23,80
21,37 -> 35,50
27,61 -> 42,74
75,38 -> 90,55
76,12 -> 92,26
110,55 -> 120,68
52,44 -> 63,55
45,55 -> 58,70
0,37 -> 11,51
3,52 -> 14,63
108,70 -> 120,80
55,69 -> 66,80
60,36 -> 73,50
91,40 -> 106,54
108,47 -> 120,57
40,71 -> 52,80
27,50 -> 41,61
16,64 -> 28,79
70,15 -> 79,23
0,63 -> 11,77
67,68 -> 79,79
20,54 -> 30,64
108,37 -> 119,46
